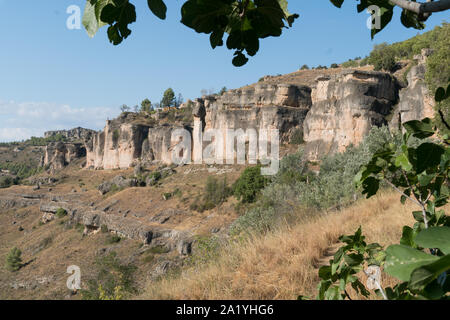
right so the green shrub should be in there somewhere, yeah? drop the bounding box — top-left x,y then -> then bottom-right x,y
204,177 -> 232,206
190,177 -> 232,212
101,225 -> 108,233
55,208 -> 67,219
39,237 -> 53,250
300,64 -> 309,70
231,126 -> 404,236
289,128 -> 304,145
75,223 -> 85,234
186,236 -> 222,267
5,247 -> 22,272
147,246 -> 170,254
80,251 -> 137,300
0,176 -> 14,188
370,44 -> 397,72
330,63 -> 339,68
105,234 -> 121,244
142,254 -> 154,264
341,59 -> 359,68
233,166 -> 269,204
147,171 -> 162,186
162,192 -> 173,200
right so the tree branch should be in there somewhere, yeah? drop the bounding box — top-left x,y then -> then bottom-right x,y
390,0 -> 450,15
384,179 -> 421,207
401,170 -> 429,229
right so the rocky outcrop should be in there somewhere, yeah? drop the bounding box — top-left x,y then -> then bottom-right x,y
86,84 -> 311,169
217,83 -> 312,109
85,113 -> 186,169
44,127 -> 96,142
84,64 -> 433,167
43,142 -> 86,172
389,49 -> 435,130
97,175 -> 138,195
303,70 -> 400,160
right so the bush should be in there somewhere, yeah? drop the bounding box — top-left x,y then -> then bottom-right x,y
204,177 -> 232,206
341,59 -> 359,68
289,128 -> 304,145
186,236 -> 222,267
231,126 -> 404,235
105,234 -> 121,245
5,247 -> 22,272
56,208 -> 67,219
233,166 -> 269,204
80,251 -> 137,300
330,63 -> 339,68
0,176 -> 14,188
190,177 -> 232,212
370,44 -> 397,72
101,225 -> 108,233
147,246 -> 170,254
147,171 -> 162,186
300,64 -> 309,70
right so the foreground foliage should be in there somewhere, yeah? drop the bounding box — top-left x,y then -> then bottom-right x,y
81,1 -> 446,66
310,88 -> 449,300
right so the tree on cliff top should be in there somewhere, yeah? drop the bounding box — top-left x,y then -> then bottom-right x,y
140,98 -> 153,113
160,88 -> 176,108
82,0 -> 450,67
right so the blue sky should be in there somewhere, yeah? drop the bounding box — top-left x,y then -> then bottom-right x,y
0,1 -> 447,141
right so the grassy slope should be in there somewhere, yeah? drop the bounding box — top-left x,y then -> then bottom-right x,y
139,191 -> 419,300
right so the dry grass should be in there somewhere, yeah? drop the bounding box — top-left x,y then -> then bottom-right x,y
139,191 -> 417,300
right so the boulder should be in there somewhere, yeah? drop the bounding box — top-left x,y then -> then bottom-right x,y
97,175 -> 138,195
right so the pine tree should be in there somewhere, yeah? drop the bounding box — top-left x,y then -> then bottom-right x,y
160,88 -> 176,108
5,247 -> 22,272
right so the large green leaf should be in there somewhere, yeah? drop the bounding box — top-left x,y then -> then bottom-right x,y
385,245 -> 439,282
403,118 -> 435,139
415,143 -> 445,174
395,153 -> 413,171
82,0 -> 113,37
147,0 -> 167,20
415,227 -> 450,255
409,254 -> 450,291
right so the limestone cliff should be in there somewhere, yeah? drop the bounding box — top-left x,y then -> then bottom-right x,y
43,142 -> 86,173
303,70 -> 400,160
44,127 -> 96,142
85,84 -> 312,169
84,62 -> 434,168
85,113 -> 186,169
389,49 -> 435,130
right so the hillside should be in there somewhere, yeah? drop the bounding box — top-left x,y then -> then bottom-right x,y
0,23 -> 448,300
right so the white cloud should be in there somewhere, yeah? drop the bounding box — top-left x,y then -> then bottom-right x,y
0,100 -> 119,142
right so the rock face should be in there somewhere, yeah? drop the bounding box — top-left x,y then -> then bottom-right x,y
303,70 -> 400,160
86,84 -> 311,169
44,127 -> 96,141
97,175 -> 138,195
199,84 -> 311,141
83,63 -> 434,168
43,142 -> 86,172
85,113 -> 186,169
389,49 -> 435,130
